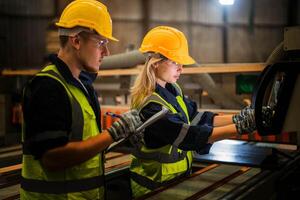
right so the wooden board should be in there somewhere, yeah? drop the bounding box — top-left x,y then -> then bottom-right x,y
1,63 -> 265,76
144,165 -> 261,200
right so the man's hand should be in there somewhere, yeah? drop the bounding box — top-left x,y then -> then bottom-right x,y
107,109 -> 143,142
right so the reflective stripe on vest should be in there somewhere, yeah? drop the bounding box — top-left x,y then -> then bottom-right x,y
21,65 -> 103,198
130,170 -> 187,191
143,93 -> 177,113
191,112 -> 204,126
21,175 -> 104,194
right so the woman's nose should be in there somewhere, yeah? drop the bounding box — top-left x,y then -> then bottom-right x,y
177,64 -> 183,71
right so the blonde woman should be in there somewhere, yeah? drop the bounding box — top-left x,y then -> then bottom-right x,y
129,26 -> 256,198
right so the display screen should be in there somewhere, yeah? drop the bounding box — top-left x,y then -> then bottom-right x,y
236,74 -> 259,94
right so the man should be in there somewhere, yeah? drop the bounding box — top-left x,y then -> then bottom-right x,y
20,0 -> 142,199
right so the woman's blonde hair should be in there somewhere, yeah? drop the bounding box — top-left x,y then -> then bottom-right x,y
130,55 -> 162,109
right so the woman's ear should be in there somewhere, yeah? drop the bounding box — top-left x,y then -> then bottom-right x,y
153,62 -> 159,69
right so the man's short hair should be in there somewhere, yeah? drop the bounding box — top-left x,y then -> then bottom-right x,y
58,27 -> 94,37
58,27 -> 98,48
59,35 -> 69,48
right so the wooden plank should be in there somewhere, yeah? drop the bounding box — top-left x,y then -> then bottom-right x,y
0,184 -> 20,200
105,153 -> 131,170
1,69 -> 39,76
0,145 -> 21,154
201,167 -> 261,199
0,153 -> 131,174
0,150 -> 22,160
0,164 -> 22,174
101,105 -> 239,114
182,63 -> 265,74
185,167 -> 252,200
138,164 -> 219,200
98,68 -> 140,76
105,152 -> 126,160
145,165 -> 244,200
1,63 -> 265,76
99,63 -> 265,76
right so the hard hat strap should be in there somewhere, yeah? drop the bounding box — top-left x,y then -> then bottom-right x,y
58,27 -> 94,37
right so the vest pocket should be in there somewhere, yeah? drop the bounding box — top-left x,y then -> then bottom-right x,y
82,106 -> 98,139
82,106 -> 96,119
161,158 -> 188,175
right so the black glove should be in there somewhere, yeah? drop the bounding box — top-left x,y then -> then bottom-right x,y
129,131 -> 144,149
261,106 -> 274,128
233,106 -> 256,135
107,109 -> 143,142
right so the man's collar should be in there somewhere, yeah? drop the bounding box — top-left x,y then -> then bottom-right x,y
48,54 -> 97,85
48,54 -> 78,85
79,71 -> 98,84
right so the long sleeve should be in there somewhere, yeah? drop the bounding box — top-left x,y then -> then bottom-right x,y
141,102 -> 215,152
23,77 -> 71,159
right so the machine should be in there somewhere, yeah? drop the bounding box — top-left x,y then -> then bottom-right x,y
254,26 -> 300,137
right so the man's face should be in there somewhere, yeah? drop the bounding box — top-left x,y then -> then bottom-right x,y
76,32 -> 110,73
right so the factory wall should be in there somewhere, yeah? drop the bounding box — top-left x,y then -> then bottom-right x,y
0,0 -> 295,69
0,0 -> 298,137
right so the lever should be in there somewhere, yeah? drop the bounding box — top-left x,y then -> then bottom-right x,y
106,107 -> 169,152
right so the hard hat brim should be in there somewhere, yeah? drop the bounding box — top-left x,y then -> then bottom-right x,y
177,55 -> 195,65
139,48 -> 195,65
107,35 -> 119,42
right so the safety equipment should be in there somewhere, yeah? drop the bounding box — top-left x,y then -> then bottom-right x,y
107,110 -> 143,142
21,65 -> 105,199
233,106 -> 256,134
234,106 -> 274,134
130,83 -> 193,198
139,26 -> 195,65
56,0 -> 118,41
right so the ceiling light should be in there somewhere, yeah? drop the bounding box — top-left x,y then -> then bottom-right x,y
219,0 -> 235,5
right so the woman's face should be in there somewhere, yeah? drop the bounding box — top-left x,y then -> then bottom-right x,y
154,59 -> 183,87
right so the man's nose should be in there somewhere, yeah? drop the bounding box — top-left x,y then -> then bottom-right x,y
102,45 -> 110,56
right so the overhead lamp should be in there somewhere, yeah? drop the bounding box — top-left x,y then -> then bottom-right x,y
219,0 -> 235,5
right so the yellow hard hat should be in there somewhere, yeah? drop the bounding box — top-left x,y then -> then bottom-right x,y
139,26 -> 195,65
56,0 -> 118,41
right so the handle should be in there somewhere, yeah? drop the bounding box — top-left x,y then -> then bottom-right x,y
107,107 -> 169,152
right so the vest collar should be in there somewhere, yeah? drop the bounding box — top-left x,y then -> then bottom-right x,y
155,83 -> 180,106
155,83 -> 188,123
48,54 -> 97,86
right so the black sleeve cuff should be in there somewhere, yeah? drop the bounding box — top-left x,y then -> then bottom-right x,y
199,111 -> 218,126
178,123 -> 213,151
195,143 -> 213,155
25,130 -> 69,159
193,124 -> 213,151
29,137 -> 69,160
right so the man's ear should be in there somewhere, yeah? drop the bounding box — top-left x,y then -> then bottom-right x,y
69,36 -> 80,50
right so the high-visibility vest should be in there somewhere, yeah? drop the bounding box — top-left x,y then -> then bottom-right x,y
20,65 -> 105,200
130,83 -> 195,198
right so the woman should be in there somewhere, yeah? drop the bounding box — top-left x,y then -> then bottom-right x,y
129,26 -> 256,198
